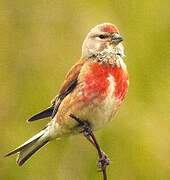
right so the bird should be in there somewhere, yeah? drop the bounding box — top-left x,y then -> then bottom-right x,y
5,22 -> 129,166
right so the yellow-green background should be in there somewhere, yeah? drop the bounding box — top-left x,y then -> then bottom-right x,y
0,0 -> 170,180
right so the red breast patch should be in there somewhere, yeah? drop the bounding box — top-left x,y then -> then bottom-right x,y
84,63 -> 128,101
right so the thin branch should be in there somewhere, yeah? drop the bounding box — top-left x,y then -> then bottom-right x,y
88,131 -> 109,180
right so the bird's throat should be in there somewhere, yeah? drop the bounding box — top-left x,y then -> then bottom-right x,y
89,44 -> 125,65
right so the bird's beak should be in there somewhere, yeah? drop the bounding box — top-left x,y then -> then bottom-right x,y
111,33 -> 123,44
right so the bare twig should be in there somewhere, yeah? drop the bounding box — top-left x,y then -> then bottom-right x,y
70,114 -> 110,180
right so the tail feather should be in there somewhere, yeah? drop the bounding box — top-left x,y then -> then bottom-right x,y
17,139 -> 48,166
5,128 -> 49,166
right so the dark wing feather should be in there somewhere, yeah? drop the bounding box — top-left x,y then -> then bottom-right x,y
51,79 -> 77,118
28,60 -> 85,122
27,107 -> 54,122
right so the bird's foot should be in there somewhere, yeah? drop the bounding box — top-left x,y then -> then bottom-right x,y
98,151 -> 110,171
69,114 -> 92,135
70,113 -> 110,173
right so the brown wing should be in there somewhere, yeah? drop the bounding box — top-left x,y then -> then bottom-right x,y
27,60 -> 85,122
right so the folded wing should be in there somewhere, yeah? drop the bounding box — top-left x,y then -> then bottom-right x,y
27,60 -> 85,122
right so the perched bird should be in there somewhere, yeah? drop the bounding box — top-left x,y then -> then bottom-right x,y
5,23 -> 129,166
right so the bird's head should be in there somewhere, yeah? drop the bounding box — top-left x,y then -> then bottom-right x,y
82,23 -> 123,59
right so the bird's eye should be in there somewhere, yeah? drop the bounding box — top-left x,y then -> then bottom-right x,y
98,35 -> 108,39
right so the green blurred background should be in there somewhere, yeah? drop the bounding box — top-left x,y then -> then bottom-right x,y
0,0 -> 170,179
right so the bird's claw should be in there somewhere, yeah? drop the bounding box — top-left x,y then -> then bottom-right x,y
81,121 -> 92,136
98,151 -> 110,171
69,114 -> 91,135
70,113 -> 110,172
